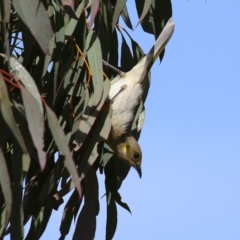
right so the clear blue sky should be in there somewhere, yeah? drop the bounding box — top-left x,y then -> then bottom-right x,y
36,1 -> 240,239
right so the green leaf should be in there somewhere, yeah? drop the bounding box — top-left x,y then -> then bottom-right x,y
106,192 -> 117,240
0,193 -> 6,238
89,0 -> 100,25
96,0 -> 113,62
38,167 -> 58,204
24,207 -> 45,240
73,79 -> 110,151
6,56 -> 43,112
25,205 -> 52,240
0,149 -> 12,237
135,0 -> 172,39
20,86 -> 46,170
0,0 -> 11,59
112,0 -> 127,32
61,0 -> 77,20
44,102 -> 82,198
86,29 -> 103,106
0,0 -> 10,23
0,74 -> 27,153
72,168 -> 99,240
60,190 -> 83,239
70,87 -> 88,137
134,0 -> 152,29
122,28 -> 144,64
55,79 -> 111,198
119,29 -> 133,71
57,106 -> 111,197
121,4 -> 133,30
65,1 -> 85,37
115,158 -> 130,184
51,1 -> 65,99
114,192 -> 131,214
12,0 -> 54,55
99,110 -> 111,141
103,151 -> 132,239
10,143 -> 24,240
0,1 -> 174,238
104,152 -> 118,193
22,153 -> 30,174
4,55 -> 46,170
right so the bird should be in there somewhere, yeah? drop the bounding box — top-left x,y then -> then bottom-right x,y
105,18 -> 175,178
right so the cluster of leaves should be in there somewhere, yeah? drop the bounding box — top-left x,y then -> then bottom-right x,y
0,0 -> 172,239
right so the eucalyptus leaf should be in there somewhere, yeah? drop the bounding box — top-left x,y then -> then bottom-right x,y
44,103 -> 82,198
134,0 -> 152,29
0,149 -> 12,237
72,168 -> 99,240
0,73 -> 27,153
1,55 -> 46,170
0,1 -> 174,238
12,0 -> 54,55
20,86 -> 46,170
10,143 -> 24,240
112,0 -> 127,32
121,4 -> 133,30
89,0 -> 100,25
86,29 -> 103,106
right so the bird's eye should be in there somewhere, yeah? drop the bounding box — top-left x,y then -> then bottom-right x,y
133,152 -> 140,160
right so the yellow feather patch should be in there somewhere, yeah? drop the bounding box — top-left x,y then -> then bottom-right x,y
122,144 -> 128,154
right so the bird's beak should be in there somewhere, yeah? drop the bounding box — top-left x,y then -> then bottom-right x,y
136,167 -> 142,178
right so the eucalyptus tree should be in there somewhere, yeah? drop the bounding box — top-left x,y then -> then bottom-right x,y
0,0 -> 172,239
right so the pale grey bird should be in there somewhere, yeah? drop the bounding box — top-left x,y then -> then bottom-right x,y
105,18 -> 175,177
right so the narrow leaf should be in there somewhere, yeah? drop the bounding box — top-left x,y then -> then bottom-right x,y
135,0 -> 172,40
112,0 -> 127,31
73,79 -> 110,151
10,144 -> 24,240
115,192 -> 131,214
22,153 -> 31,174
44,103 -> 82,198
0,149 -> 12,235
106,193 -> 117,240
0,74 -> 27,153
3,55 -> 46,170
99,112 -> 111,141
61,0 -> 78,19
56,80 -> 111,197
122,28 -> 144,64
0,0 -> 10,23
60,190 -> 83,238
119,30 -> 133,71
135,0 -> 152,29
86,29 -> 103,106
65,1 -> 85,36
89,0 -> 100,26
12,0 -> 54,55
6,56 -> 43,114
121,4 -> 133,30
72,168 -> 99,240
20,87 -> 46,170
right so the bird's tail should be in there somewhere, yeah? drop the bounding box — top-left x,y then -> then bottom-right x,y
129,18 -> 175,82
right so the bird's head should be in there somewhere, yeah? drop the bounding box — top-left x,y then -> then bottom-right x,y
116,136 -> 142,178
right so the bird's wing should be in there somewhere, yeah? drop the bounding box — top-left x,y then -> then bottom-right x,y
108,18 -> 175,134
